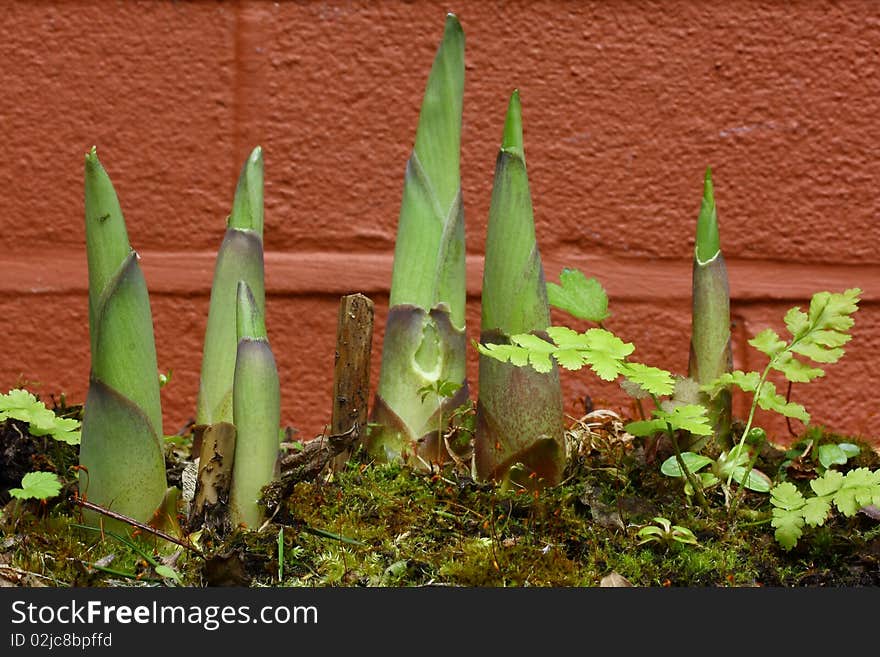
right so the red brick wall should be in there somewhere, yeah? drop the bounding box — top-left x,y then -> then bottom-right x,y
1,1 -> 877,445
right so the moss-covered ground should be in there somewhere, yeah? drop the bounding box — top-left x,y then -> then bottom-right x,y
2,404 -> 878,588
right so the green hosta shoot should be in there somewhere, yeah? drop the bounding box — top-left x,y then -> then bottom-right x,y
369,14 -> 468,468
703,288 -> 861,494
78,147 -> 168,530
196,146 -> 265,427
229,281 -> 281,529
0,389 -> 80,445
9,471 -> 63,501
688,168 -> 732,448
770,468 -> 880,550
475,90 -> 565,487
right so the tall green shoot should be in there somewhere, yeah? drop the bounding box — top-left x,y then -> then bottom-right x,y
196,146 -> 265,428
475,90 -> 565,488
368,14 -> 468,468
78,147 -> 168,531
229,281 -> 281,529
689,168 -> 732,449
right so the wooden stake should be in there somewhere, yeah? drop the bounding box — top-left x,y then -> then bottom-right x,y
330,293 -> 374,471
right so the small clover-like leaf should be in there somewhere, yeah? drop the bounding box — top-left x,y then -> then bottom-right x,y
8,471 -> 63,500
772,352 -> 825,384
790,341 -> 843,364
620,363 -> 675,397
659,404 -> 713,436
832,468 -> 880,516
477,342 -> 530,367
810,469 -> 844,497
581,329 -> 634,381
627,405 -> 712,438
755,382 -> 810,424
771,507 -> 804,551
29,415 -> 82,445
509,334 -> 557,373
784,307 -> 810,340
624,418 -> 663,437
702,370 -> 761,398
770,482 -> 805,512
552,349 -> 585,371
802,496 -> 831,526
749,329 -> 787,358
546,268 -> 610,323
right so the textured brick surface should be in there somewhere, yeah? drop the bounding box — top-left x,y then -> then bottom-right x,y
0,0 -> 877,445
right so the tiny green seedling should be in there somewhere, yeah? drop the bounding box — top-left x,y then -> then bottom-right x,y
780,434 -> 861,476
659,444 -> 772,496
2,388 -> 79,503
0,388 -> 81,445
636,517 -> 699,549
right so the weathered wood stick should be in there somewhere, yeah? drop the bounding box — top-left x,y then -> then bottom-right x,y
69,496 -> 204,557
330,293 -> 374,471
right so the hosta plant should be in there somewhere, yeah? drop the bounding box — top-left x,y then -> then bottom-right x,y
478,270 -> 715,501
191,146 -> 265,530
368,14 -> 469,469
688,168 -> 732,449
196,146 -> 265,428
78,147 -> 168,532
229,281 -> 281,529
475,90 -> 565,488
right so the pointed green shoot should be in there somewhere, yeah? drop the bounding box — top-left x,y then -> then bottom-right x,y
369,14 -> 469,467
695,168 -> 719,264
501,89 -> 524,159
229,281 -> 281,529
79,147 -> 167,530
387,13 -> 466,324
689,167 -> 732,447
196,146 -> 266,426
476,90 -> 565,488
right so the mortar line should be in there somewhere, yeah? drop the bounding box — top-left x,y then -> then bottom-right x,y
1,251 -> 876,303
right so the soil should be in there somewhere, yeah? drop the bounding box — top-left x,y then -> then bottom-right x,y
1,402 -> 878,588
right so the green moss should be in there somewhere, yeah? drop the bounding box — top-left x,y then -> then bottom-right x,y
2,422 -> 878,587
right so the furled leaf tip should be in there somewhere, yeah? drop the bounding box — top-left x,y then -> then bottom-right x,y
501,89 -> 524,159
695,167 -> 720,264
